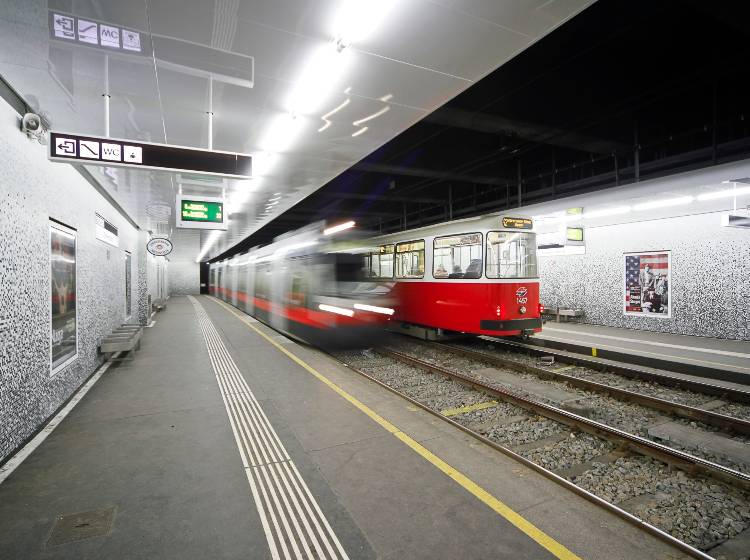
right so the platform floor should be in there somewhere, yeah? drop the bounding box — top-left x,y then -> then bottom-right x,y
0,296 -> 691,559
535,322 -> 750,381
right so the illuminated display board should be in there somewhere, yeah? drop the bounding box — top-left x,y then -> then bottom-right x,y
176,196 -> 227,230
502,216 -> 533,230
181,200 -> 223,223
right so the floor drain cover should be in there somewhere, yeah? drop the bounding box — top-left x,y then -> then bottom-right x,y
47,506 -> 116,547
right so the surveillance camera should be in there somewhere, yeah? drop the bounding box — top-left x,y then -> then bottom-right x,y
22,112 -> 42,134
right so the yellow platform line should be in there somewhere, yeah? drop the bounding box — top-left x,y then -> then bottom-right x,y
211,297 -> 581,560
441,400 -> 498,417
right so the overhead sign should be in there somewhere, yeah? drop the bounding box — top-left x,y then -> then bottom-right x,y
176,196 -> 227,230
502,217 -> 534,230
146,238 -> 173,256
49,132 -> 252,179
181,200 -> 223,223
49,11 -> 147,55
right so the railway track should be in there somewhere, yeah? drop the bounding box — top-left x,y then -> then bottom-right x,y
333,340 -> 750,559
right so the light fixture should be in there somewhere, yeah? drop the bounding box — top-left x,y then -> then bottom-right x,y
195,230 -> 223,262
319,97 -> 351,132
331,0 -> 398,47
351,126 -> 368,138
318,303 -> 354,317
633,196 -> 693,211
286,42 -> 350,116
353,105 -> 390,127
583,206 -> 631,219
324,220 -> 356,235
353,303 -> 394,315
259,113 -> 304,153
696,186 -> 750,201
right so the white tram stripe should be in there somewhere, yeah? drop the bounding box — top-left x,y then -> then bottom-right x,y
189,296 -> 349,560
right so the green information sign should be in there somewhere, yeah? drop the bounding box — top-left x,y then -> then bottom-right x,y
181,200 -> 223,223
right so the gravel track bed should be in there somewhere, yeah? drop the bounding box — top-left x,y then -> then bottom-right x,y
334,346 -> 750,552
521,432 -> 614,472
574,456 -> 750,551
457,340 -> 750,418
391,340 -> 750,473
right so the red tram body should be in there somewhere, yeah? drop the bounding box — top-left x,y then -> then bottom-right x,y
368,214 -> 542,338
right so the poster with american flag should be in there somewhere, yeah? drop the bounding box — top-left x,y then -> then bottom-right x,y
624,251 -> 671,318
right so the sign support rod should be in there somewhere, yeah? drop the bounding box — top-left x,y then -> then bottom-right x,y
103,54 -> 111,138
207,76 -> 214,150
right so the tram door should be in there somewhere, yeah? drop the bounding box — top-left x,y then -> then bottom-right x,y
269,258 -> 288,333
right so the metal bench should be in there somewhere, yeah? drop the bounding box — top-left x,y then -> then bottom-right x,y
542,307 -> 584,323
100,324 -> 143,358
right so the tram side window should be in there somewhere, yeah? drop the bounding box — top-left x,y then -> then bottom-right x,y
395,240 -> 425,278
365,245 -> 394,278
485,231 -> 538,278
433,233 -> 482,279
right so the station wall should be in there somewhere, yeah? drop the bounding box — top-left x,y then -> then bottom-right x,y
167,230 -> 200,295
0,98 -> 146,462
539,212 -> 749,340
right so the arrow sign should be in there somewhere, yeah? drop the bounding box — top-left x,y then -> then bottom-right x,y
49,132 -> 252,179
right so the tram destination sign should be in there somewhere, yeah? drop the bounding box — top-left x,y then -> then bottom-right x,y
49,132 -> 252,179
502,216 -> 534,230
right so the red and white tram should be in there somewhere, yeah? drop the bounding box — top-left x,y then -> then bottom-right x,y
366,214 -> 542,338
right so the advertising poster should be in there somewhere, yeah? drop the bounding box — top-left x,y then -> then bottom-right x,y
624,251 -> 671,318
50,223 -> 77,372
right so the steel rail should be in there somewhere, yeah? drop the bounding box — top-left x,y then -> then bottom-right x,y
380,348 -> 750,492
480,337 -> 750,405
332,352 -> 713,560
431,341 -> 750,436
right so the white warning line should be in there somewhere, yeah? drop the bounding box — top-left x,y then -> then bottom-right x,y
188,296 -> 349,560
542,325 -> 750,360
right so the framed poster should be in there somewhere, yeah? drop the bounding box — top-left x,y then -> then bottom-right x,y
50,221 -> 78,373
624,251 -> 671,318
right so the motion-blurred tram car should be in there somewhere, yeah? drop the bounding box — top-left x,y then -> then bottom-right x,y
209,222 -> 395,347
365,214 -> 542,338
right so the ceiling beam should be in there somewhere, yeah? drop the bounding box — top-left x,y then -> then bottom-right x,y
351,161 -> 512,186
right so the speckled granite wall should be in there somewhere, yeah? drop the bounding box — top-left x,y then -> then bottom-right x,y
168,230 -> 200,295
0,100 -> 142,462
539,212 -> 750,340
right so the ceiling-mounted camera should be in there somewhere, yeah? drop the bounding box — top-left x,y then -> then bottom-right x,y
21,112 -> 48,144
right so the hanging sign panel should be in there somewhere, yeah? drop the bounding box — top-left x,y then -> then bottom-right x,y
624,251 -> 671,318
49,132 -> 252,179
176,196 -> 227,230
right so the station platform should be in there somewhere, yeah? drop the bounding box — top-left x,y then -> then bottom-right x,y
0,296 -> 692,560
531,322 -> 750,386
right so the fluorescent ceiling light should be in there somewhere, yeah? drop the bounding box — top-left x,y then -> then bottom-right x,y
332,0 -> 398,46
583,206 -> 631,219
318,303 -> 354,317
696,186 -> 750,201
259,113 -> 304,153
324,220 -> 356,235
353,105 -> 390,127
633,196 -> 693,211
319,97 -> 351,132
287,42 -> 350,115
353,303 -> 394,315
351,126 -> 368,137
195,230 -> 223,262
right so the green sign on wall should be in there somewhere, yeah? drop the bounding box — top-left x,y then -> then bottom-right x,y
180,200 -> 223,223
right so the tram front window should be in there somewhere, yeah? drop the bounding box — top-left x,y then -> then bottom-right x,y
485,231 -> 538,278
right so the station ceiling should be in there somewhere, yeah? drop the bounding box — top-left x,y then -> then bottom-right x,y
214,0 -> 750,259
0,0 -> 594,261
